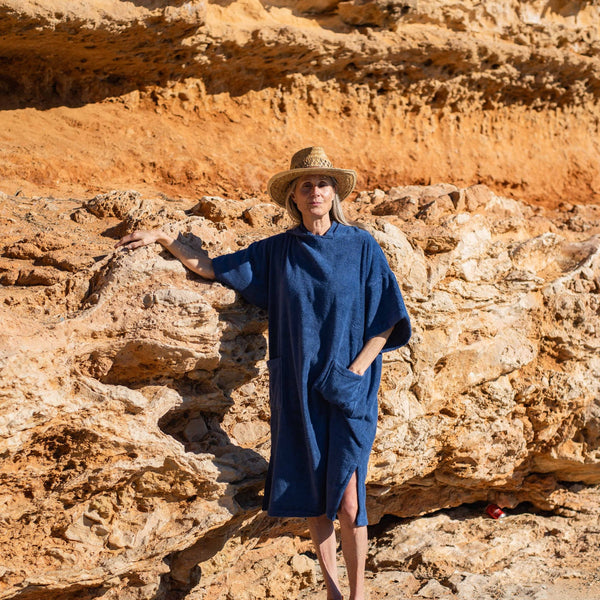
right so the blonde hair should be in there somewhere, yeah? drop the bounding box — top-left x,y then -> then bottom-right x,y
284,176 -> 354,226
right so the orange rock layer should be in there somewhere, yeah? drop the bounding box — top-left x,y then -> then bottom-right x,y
0,0 -> 599,205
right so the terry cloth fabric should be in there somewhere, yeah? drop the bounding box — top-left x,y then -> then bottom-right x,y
212,221 -> 411,526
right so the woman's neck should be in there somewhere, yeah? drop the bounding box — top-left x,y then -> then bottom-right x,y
302,215 -> 332,236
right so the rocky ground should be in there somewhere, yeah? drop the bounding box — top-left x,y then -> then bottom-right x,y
204,489 -> 600,600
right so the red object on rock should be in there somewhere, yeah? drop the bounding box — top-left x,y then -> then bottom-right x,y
486,504 -> 506,519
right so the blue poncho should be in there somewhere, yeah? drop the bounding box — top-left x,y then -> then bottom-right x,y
212,221 -> 411,526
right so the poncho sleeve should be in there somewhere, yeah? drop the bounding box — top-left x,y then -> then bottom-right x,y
365,236 -> 411,352
211,238 -> 271,309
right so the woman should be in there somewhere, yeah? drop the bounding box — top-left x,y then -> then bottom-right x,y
116,147 -> 411,600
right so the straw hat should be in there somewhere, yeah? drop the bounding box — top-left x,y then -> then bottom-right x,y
267,147 -> 357,207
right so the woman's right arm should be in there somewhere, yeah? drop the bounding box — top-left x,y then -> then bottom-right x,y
115,230 -> 215,280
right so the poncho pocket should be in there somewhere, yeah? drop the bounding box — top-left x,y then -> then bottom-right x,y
314,360 -> 368,418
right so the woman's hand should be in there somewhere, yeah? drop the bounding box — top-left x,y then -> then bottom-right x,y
347,365 -> 365,376
115,230 -> 171,251
115,228 -> 215,280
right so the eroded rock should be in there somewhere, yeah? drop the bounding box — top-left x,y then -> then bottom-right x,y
1,187 -> 599,599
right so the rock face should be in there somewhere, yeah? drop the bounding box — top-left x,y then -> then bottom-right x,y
1,1 -> 600,597
1,185 -> 599,598
0,0 -> 599,203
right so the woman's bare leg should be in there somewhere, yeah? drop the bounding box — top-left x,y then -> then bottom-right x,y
307,514 -> 343,600
338,471 -> 367,600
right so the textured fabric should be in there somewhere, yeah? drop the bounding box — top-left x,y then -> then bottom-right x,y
212,222 -> 411,526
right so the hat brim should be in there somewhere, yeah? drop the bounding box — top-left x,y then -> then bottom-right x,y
267,167 -> 357,207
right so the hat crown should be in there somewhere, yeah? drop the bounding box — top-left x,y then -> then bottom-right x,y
290,147 -> 333,170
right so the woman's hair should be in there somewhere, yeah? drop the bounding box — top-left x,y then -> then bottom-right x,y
284,176 -> 354,226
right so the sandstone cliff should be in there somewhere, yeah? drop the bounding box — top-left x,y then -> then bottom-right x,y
1,185 -> 599,598
2,0 -> 600,598
0,0 -> 599,204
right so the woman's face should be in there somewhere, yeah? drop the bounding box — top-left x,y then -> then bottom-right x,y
293,174 -> 336,223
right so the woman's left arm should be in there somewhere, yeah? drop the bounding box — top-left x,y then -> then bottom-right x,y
348,327 -> 394,376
